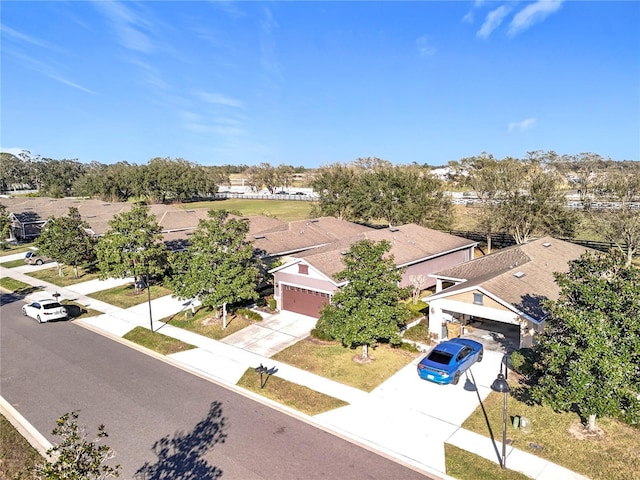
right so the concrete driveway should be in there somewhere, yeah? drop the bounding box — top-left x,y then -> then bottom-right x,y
370,349 -> 506,426
220,311 -> 318,356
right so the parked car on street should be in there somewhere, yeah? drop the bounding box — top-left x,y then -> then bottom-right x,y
24,250 -> 52,265
417,338 -> 483,385
22,299 -> 68,323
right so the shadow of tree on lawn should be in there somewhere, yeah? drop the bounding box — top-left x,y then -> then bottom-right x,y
134,401 -> 227,480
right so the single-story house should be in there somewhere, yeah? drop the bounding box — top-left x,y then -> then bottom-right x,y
424,236 -> 591,351
270,224 -> 478,318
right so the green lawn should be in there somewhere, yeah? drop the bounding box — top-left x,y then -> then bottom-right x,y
462,380 -> 640,480
163,306 -> 256,340
236,368 -> 348,416
123,326 -> 196,355
0,258 -> 27,268
0,277 -> 42,295
88,283 -> 173,308
272,339 -> 420,392
180,199 -> 314,222
0,243 -> 34,257
25,265 -> 100,287
0,414 -> 42,480
445,444 -> 530,480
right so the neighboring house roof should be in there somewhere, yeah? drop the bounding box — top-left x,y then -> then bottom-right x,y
291,224 -> 477,281
428,236 -> 591,321
252,217 -> 374,257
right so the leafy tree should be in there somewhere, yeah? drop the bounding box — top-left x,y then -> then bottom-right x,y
35,207 -> 96,278
0,203 -> 11,249
465,156 -> 577,244
318,240 -> 410,360
311,163 -> 360,221
531,250 -> 640,430
0,152 -> 30,191
34,411 -> 121,479
590,167 -> 640,266
168,210 -> 259,328
358,166 -> 453,229
245,163 -> 278,193
95,203 -> 167,287
28,157 -> 86,197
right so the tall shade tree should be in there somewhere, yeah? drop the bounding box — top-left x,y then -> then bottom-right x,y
359,166 -> 453,229
590,167 -> 640,266
318,240 -> 410,360
311,163 -> 361,221
95,203 -> 167,286
35,207 -> 96,278
168,210 -> 259,328
465,156 -> 577,244
531,250 -> 640,430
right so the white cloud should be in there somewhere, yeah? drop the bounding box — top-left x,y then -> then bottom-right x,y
477,5 -> 511,39
92,1 -> 154,53
416,35 -> 437,57
462,11 -> 474,24
508,0 -> 564,37
193,91 -> 244,108
508,118 -> 537,132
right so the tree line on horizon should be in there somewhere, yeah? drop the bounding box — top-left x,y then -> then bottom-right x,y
1,149 -> 639,264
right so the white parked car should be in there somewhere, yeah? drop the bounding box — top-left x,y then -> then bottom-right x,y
22,299 -> 68,323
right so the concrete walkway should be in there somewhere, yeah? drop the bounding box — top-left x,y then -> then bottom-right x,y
0,259 -> 589,480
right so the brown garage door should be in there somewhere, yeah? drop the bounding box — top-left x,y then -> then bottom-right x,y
282,285 -> 330,318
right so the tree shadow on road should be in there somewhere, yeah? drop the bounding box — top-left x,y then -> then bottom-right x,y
134,401 -> 227,480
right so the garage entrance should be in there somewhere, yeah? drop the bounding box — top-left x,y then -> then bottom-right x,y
281,285 -> 330,318
462,318 -> 520,353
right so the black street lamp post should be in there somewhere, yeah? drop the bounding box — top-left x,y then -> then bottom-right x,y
491,370 -> 510,469
146,269 -> 153,332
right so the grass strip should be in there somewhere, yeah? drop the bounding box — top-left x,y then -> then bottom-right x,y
272,339 -> 419,392
0,277 -> 42,295
445,444 -> 531,480
0,414 -> 43,480
236,368 -> 348,416
123,326 -> 196,355
0,258 -> 27,268
60,300 -> 103,319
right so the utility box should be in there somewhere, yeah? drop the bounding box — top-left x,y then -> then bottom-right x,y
520,416 -> 531,433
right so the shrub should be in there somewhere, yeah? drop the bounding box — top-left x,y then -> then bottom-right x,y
407,300 -> 428,319
509,348 -> 537,376
235,308 -> 263,321
268,296 -> 277,312
311,316 -> 334,341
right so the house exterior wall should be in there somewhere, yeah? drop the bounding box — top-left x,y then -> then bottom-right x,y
272,269 -> 338,312
399,248 -> 473,288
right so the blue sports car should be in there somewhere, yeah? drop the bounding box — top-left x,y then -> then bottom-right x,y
417,338 -> 484,385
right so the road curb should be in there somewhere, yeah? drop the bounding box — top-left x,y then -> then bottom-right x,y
0,395 -> 52,459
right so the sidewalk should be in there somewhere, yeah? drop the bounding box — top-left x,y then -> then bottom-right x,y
0,263 -> 588,480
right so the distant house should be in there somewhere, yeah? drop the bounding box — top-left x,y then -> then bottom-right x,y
424,236 -> 591,351
270,224 -> 478,318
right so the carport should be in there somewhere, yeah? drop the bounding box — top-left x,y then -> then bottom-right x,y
459,317 -> 520,353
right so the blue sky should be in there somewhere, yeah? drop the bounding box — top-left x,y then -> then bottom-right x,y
2,1 -> 639,168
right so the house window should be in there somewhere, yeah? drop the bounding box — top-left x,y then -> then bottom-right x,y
298,264 -> 309,275
473,293 -> 483,305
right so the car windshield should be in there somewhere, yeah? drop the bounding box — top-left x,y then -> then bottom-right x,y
43,303 -> 62,310
427,351 -> 453,365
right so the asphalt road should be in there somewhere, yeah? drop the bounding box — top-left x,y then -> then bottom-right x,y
0,295 -> 433,479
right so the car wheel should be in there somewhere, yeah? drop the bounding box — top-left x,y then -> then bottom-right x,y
35,259 -> 43,265
36,315 -> 42,324
452,372 -> 461,385
478,350 -> 484,362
